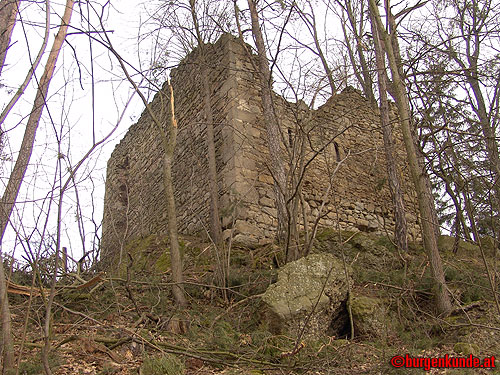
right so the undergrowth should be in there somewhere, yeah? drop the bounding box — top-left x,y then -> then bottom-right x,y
8,230 -> 500,374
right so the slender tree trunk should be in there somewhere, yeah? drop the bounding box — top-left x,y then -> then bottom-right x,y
370,9 -> 408,252
467,79 -> 500,213
188,0 -> 222,246
0,1 -> 74,372
247,0 -> 289,246
304,3 -> 336,94
188,0 -> 226,297
341,0 -> 374,102
385,0 -> 441,240
0,259 -> 13,374
369,0 -> 452,316
202,74 -> 222,245
0,0 -> 19,76
445,138 -> 478,242
163,83 -> 187,307
104,30 -> 188,307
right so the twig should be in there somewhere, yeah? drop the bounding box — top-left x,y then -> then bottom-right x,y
366,281 -> 433,296
210,294 -> 263,330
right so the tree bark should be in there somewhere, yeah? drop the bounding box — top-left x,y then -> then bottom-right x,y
440,0 -> 500,213
298,2 -> 336,94
189,0 -> 222,246
163,83 -> 187,307
339,0 -> 375,102
247,0 -> 289,246
369,0 -> 452,316
0,259 -> 13,374
0,1 -> 75,373
467,78 -> 500,213
0,0 -> 19,76
369,8 -> 408,253
103,30 -> 188,307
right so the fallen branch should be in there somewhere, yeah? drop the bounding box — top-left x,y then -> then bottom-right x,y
6,272 -> 105,297
6,280 -> 48,297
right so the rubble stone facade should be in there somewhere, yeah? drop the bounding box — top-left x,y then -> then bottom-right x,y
102,34 -> 420,261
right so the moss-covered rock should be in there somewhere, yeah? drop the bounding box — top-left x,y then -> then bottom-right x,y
261,253 -> 352,338
349,295 -> 387,338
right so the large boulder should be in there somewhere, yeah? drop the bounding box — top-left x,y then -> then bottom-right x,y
261,253 -> 352,338
349,295 -> 386,338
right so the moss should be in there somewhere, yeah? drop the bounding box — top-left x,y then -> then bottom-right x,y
18,353 -> 59,375
454,342 -> 480,356
461,285 -> 486,304
98,362 -> 120,375
115,235 -> 190,276
438,235 -> 479,255
373,236 -> 397,252
63,291 -> 91,301
350,296 -> 379,319
249,330 -> 293,358
314,228 -> 339,242
480,236 -> 497,256
155,252 -> 170,272
349,295 -> 387,338
304,337 -> 341,360
140,354 -> 184,375
211,321 -> 240,350
331,338 -> 349,347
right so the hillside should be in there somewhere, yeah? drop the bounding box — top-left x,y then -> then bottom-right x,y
9,231 -> 499,374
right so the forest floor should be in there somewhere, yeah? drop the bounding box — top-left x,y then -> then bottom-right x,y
9,230 -> 500,374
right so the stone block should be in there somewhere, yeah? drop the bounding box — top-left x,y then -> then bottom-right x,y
262,207 -> 277,218
259,196 -> 274,207
258,174 -> 274,184
234,220 -> 263,238
261,253 -> 353,338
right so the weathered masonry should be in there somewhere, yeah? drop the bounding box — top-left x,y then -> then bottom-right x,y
102,33 -> 420,261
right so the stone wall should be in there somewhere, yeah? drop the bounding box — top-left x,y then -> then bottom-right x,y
101,34 -> 420,262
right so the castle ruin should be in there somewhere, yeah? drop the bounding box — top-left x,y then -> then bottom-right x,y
101,34 -> 420,261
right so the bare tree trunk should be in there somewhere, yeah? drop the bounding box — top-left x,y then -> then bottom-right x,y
385,0 -> 441,241
188,0 -> 222,246
0,0 -> 19,76
369,0 -> 452,316
247,0 -> 289,246
297,2 -> 336,94
338,0 -> 375,103
370,9 -> 408,253
188,0 -> 226,297
444,138 -> 475,242
102,28 -> 187,307
442,0 -> 500,214
0,1 -> 74,372
467,80 -> 500,213
163,84 -> 187,308
0,259 -> 13,374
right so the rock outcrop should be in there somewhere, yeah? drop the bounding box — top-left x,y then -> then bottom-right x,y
261,253 -> 352,338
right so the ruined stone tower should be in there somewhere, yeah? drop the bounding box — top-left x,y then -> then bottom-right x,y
101,33 -> 420,262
